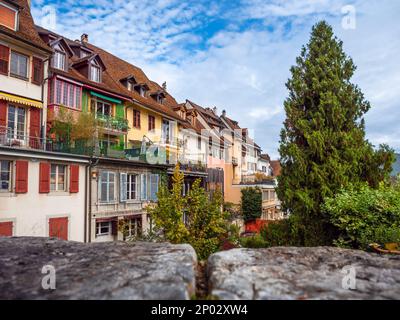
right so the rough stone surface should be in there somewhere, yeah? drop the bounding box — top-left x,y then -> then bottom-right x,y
207,247 -> 400,300
0,237 -> 197,300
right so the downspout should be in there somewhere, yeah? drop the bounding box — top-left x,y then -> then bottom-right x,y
87,156 -> 99,243
40,59 -> 51,146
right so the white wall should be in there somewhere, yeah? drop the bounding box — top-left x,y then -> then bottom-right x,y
0,156 -> 87,242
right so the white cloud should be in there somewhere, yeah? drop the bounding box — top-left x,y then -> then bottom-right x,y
32,0 -> 400,158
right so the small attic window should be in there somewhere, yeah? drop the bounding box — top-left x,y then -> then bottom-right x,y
90,61 -> 101,83
0,2 -> 18,31
133,84 -> 147,97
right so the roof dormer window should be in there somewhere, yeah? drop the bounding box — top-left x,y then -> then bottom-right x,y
133,84 -> 149,97
0,2 -> 18,31
151,91 -> 166,104
90,62 -> 101,83
53,50 -> 66,70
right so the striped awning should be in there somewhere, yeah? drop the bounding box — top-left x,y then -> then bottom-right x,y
0,92 -> 43,109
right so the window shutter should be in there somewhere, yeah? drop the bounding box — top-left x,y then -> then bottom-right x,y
0,100 -> 7,128
120,172 -> 127,202
0,44 -> 9,75
111,219 -> 118,236
15,160 -> 28,193
29,108 -> 41,148
32,57 -> 43,85
69,165 -> 79,193
140,173 -> 147,200
39,162 -> 50,193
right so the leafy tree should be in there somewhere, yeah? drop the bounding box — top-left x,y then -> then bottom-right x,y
147,164 -> 227,259
241,187 -> 262,222
322,182 -> 400,249
277,21 -> 394,245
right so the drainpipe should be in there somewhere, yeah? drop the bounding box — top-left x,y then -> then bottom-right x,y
40,61 -> 51,147
87,156 -> 99,243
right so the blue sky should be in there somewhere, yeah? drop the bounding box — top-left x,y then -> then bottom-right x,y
32,0 -> 400,158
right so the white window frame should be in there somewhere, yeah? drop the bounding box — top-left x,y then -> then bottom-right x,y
124,218 -> 142,238
50,164 -> 67,192
127,173 -> 138,201
96,221 -> 112,237
0,159 -> 12,192
90,63 -> 101,82
95,100 -> 112,117
7,105 -> 26,141
53,50 -> 66,70
10,50 -> 28,79
100,171 -> 116,203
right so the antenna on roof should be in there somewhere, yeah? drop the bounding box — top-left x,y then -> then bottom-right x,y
162,81 -> 167,91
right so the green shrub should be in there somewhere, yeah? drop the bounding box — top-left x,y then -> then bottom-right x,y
241,187 -> 262,222
240,234 -> 267,248
322,182 -> 400,249
261,219 -> 295,247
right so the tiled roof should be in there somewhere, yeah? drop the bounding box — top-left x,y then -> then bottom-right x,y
187,100 -> 226,129
35,25 -> 187,122
0,0 -> 51,53
260,153 -> 271,161
270,160 -> 281,177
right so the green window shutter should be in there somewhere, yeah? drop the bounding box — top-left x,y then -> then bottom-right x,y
82,91 -> 88,112
116,103 -> 125,118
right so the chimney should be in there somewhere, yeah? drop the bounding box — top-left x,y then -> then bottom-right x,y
222,109 -> 226,117
213,106 -> 217,115
162,81 -> 167,91
81,34 -> 89,44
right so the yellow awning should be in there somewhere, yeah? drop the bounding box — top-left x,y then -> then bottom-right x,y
0,92 -> 43,109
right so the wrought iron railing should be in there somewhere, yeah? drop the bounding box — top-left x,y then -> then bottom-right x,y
96,114 -> 129,133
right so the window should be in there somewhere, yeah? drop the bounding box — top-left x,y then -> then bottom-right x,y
90,64 -> 101,82
0,44 -> 9,75
134,85 -> 146,97
148,115 -> 155,131
7,105 -> 25,140
0,3 -> 17,30
96,221 -> 111,236
51,79 -> 81,109
0,160 -> 11,192
50,164 -> 67,191
197,136 -> 201,150
63,82 -> 69,105
161,120 -> 170,144
10,51 -> 28,79
133,110 -> 141,128
100,171 -> 115,202
53,50 -> 66,70
95,100 -> 112,117
123,218 -> 142,239
149,174 -> 159,201
127,174 -> 138,200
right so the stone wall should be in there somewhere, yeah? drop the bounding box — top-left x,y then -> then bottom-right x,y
1,238 -> 400,300
0,237 -> 196,299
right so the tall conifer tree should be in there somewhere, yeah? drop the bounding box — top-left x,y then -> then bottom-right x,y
277,21 -> 394,245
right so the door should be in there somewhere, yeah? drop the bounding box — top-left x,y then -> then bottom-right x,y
49,217 -> 68,240
0,221 -> 13,236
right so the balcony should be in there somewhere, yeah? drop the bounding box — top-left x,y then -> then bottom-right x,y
96,114 -> 129,135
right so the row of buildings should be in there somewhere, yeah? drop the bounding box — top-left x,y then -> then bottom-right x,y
0,0 -> 282,242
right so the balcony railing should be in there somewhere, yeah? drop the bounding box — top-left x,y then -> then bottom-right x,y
96,114 -> 129,134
